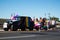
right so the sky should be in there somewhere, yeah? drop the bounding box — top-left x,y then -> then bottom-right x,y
0,0 -> 60,19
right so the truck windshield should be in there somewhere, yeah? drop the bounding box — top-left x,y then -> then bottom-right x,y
15,17 -> 21,21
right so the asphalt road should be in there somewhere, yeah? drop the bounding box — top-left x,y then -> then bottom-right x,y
0,30 -> 60,40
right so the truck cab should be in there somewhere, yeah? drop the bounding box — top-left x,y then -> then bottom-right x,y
5,16 -> 34,31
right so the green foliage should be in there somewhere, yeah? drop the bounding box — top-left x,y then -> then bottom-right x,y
50,16 -> 59,21
0,18 -> 7,24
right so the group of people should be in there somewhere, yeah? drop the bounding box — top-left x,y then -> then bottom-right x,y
33,17 -> 56,31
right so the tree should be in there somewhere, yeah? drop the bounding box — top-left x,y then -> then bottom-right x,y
0,18 -> 7,24
50,16 -> 59,21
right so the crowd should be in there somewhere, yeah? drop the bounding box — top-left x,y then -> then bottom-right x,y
32,17 -> 56,31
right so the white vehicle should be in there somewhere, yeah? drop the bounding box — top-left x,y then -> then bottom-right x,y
3,22 -> 8,31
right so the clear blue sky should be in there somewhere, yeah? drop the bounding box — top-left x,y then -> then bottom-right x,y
0,0 -> 60,19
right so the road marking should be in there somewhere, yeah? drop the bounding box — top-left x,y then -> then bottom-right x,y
0,35 -> 37,39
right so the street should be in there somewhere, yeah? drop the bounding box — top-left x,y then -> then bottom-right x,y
0,30 -> 60,40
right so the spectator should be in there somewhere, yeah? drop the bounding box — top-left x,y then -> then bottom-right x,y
34,18 -> 40,31
39,17 -> 43,30
43,21 -> 47,30
51,18 -> 56,30
42,18 -> 47,30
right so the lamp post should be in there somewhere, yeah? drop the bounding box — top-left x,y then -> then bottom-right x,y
45,13 -> 46,18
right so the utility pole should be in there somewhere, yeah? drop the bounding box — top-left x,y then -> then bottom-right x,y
48,13 -> 50,20
45,13 -> 46,18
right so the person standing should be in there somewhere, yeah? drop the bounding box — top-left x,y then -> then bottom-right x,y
34,18 -> 40,31
39,17 -> 43,30
51,18 -> 56,30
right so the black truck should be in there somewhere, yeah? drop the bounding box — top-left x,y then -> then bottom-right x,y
4,16 -> 34,31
